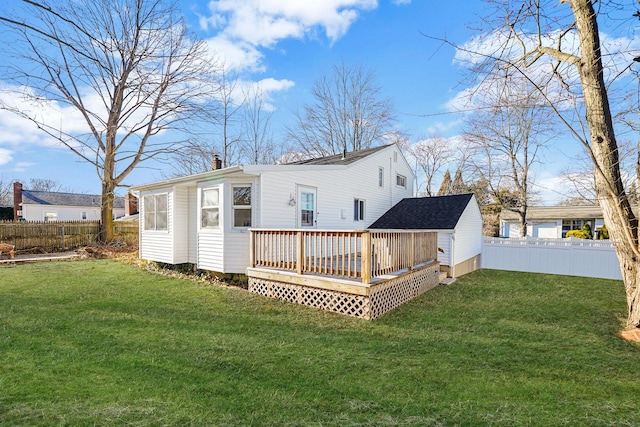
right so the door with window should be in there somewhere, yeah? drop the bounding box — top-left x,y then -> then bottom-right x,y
297,186 -> 316,228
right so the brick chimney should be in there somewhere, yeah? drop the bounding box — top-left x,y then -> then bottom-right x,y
212,154 -> 222,170
13,181 -> 23,220
125,192 -> 138,216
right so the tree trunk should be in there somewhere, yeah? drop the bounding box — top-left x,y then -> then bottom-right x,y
518,211 -> 527,238
100,179 -> 116,242
570,0 -> 640,328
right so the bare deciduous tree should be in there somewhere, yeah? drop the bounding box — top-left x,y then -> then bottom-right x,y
463,76 -> 553,237
447,0 -> 640,328
287,61 -> 394,156
241,85 -> 276,164
409,137 -> 454,197
0,0 -> 219,239
28,178 -> 65,193
217,68 -> 245,168
0,178 -> 12,206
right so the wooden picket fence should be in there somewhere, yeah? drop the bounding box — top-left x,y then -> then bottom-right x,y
0,220 -> 139,252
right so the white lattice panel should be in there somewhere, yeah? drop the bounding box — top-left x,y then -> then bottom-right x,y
248,263 -> 440,320
368,264 -> 440,319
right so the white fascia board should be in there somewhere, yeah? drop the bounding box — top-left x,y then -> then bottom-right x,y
130,166 -> 245,191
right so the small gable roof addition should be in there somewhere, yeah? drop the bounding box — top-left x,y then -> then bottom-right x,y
369,193 -> 475,230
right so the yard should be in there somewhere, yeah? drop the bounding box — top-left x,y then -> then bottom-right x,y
1,260 -> 638,426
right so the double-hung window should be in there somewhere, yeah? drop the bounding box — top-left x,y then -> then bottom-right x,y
354,198 -> 365,221
201,188 -> 220,228
396,174 -> 406,188
143,194 -> 167,231
233,185 -> 252,227
378,167 -> 384,187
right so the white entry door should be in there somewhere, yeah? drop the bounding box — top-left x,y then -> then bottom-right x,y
297,186 -> 317,228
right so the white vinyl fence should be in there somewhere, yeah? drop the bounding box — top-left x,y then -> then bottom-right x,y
482,237 -> 622,280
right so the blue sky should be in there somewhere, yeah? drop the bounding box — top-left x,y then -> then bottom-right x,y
0,0 -> 635,204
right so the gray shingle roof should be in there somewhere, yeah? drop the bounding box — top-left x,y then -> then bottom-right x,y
369,194 -> 474,230
286,144 -> 390,165
22,190 -> 125,209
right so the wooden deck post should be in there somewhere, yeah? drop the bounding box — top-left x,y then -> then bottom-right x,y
409,231 -> 415,271
361,231 -> 371,284
296,231 -> 304,275
249,230 -> 256,268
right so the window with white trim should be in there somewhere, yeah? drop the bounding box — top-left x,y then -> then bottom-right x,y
396,174 -> 406,188
562,219 -> 593,238
81,211 -> 87,220
201,188 -> 220,228
300,191 -> 315,227
378,167 -> 384,187
44,212 -> 57,222
354,198 -> 365,221
143,194 -> 167,230
233,185 -> 252,227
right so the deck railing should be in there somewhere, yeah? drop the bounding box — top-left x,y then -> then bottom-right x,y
250,229 -> 438,284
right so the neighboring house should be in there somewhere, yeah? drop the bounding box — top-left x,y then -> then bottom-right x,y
130,144 -> 415,274
13,182 -> 126,221
369,193 -> 483,278
500,205 -> 605,238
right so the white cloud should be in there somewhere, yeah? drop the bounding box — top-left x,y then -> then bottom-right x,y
392,0 -> 411,5
201,0 -> 377,72
12,161 -> 35,173
254,77 -> 295,94
205,0 -> 376,45
232,77 -> 295,111
207,35 -> 265,73
0,148 -> 13,165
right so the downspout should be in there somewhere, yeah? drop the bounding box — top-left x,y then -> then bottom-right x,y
450,233 -> 456,278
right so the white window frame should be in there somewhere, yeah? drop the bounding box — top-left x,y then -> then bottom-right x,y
143,193 -> 168,231
44,211 -> 57,222
232,185 -> 252,228
378,167 -> 384,188
200,187 -> 220,229
354,198 -> 365,222
396,174 -> 406,188
81,211 -> 87,220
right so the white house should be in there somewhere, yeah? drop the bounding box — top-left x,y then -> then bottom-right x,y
369,193 -> 483,278
13,182 -> 126,222
131,144 -> 415,274
500,205 -> 606,238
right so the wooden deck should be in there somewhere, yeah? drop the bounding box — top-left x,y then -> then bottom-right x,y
248,229 -> 441,319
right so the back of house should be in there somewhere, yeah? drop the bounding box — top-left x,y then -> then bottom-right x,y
132,144 -> 415,274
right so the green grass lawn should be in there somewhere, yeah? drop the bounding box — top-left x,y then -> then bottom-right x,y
1,260 -> 638,426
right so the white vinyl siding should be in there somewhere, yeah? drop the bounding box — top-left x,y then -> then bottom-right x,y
197,232 -> 224,272
452,200 -> 483,265
437,232 -> 452,266
258,145 -> 414,229
172,186 -> 190,264
20,205 -> 123,222
188,188 -> 198,264
140,188 -> 174,263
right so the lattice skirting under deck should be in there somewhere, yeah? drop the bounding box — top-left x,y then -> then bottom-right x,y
248,263 -> 440,320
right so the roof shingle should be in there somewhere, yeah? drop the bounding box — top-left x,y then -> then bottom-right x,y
286,145 -> 390,165
22,190 -> 125,209
369,194 -> 474,230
